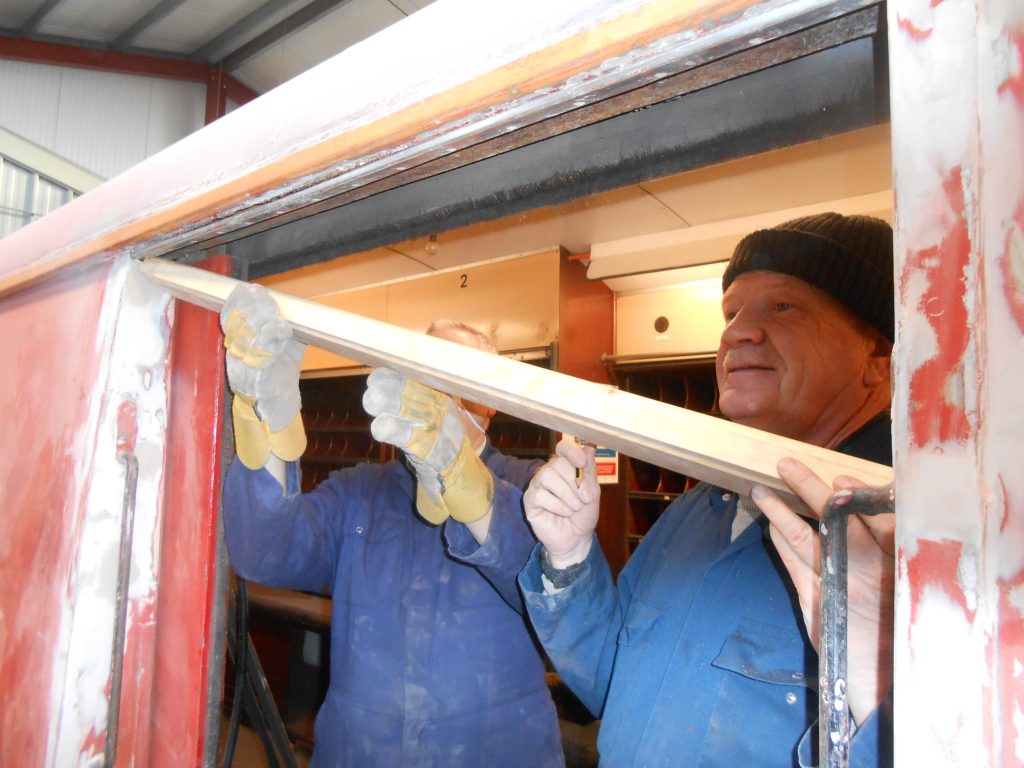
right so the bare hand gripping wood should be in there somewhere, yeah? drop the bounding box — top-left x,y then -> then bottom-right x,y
139,258 -> 893,505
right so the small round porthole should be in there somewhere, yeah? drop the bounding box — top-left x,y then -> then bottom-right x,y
654,316 -> 670,334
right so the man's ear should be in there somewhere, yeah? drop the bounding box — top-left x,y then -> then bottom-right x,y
863,333 -> 893,388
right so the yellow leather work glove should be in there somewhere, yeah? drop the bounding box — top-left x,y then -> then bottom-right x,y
362,368 -> 494,525
220,284 -> 306,469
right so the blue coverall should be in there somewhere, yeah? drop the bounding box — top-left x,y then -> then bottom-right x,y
223,442 -> 564,768
518,416 -> 894,767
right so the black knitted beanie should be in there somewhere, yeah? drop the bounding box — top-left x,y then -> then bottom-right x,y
721,212 -> 894,341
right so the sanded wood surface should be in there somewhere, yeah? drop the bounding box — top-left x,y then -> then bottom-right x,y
140,258 -> 893,504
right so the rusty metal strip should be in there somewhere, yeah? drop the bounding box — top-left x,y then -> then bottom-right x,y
179,5 -> 883,260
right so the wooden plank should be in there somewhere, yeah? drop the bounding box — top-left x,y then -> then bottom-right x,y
139,258 -> 892,505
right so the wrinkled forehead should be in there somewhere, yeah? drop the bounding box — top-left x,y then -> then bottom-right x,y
721,270 -> 873,331
721,269 -> 820,300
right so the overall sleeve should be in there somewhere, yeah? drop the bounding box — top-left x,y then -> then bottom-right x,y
518,536 -> 636,718
222,456 -> 347,594
445,450 -> 545,611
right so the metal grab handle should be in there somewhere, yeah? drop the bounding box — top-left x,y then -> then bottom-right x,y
105,450 -> 139,768
819,486 -> 895,768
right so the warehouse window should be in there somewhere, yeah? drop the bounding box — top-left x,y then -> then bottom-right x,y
0,156 -> 77,238
0,128 -> 103,240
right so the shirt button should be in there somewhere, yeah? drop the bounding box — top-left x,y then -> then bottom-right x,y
355,526 -> 364,534
722,493 -> 733,501
786,692 -> 798,705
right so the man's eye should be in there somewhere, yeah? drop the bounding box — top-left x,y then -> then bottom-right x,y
724,310 -> 737,321
775,302 -> 791,312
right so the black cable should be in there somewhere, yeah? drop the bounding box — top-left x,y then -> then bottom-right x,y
241,631 -> 298,768
221,577 -> 249,768
242,679 -> 282,768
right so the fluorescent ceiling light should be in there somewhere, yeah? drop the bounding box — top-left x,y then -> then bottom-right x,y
603,260 -> 727,294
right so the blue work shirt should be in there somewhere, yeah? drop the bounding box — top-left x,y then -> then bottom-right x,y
519,416 -> 893,767
223,442 -> 564,768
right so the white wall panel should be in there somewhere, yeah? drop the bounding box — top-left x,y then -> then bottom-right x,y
144,79 -> 206,159
53,67 -> 153,180
0,60 -> 64,148
616,280 -> 725,357
0,61 -> 204,181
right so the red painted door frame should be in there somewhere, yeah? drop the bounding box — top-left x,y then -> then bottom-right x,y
115,254 -> 230,766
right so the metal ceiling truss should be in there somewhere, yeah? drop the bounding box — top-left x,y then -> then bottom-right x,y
219,0 -> 357,71
1,0 -> 354,74
110,0 -> 192,50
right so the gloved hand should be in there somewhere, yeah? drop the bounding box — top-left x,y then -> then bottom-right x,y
220,284 -> 306,469
363,368 -> 493,525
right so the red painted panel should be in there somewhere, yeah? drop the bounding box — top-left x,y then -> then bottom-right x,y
905,538 -> 975,626
895,12 -> 932,42
999,198 -> 1024,334
0,261 -> 113,764
117,596 -> 159,766
147,255 -> 229,766
903,166 -> 973,447
997,567 -> 1024,766
996,29 -> 1024,105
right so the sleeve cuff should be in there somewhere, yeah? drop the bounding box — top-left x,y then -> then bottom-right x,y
520,537 -> 598,602
443,477 -> 528,570
540,547 -> 588,590
445,518 -> 494,562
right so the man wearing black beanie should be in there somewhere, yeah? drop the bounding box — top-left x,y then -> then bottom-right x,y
516,212 -> 895,767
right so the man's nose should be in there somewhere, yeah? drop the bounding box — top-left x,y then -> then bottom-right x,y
720,306 -> 766,345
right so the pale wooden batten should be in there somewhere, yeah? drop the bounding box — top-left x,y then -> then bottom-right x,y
140,257 -> 893,509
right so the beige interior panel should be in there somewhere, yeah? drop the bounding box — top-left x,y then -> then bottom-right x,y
302,285 -> 390,371
301,250 -> 561,371
644,125 -> 894,225
386,250 -> 560,352
616,280 -> 725,357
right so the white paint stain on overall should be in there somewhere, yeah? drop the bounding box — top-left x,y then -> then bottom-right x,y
45,256 -> 171,767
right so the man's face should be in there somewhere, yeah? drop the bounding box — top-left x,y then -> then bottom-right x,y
715,271 -> 886,445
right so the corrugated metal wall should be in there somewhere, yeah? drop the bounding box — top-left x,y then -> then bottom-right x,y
0,59 -> 204,180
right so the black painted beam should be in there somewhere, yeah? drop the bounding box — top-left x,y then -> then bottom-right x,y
224,31 -> 889,279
